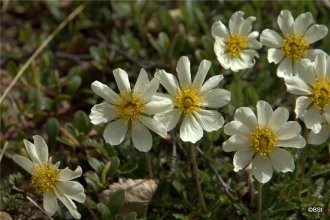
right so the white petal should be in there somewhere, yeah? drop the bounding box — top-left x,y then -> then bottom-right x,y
239,16 -> 256,36
58,166 -> 82,182
194,109 -> 224,132
269,107 -> 289,131
260,29 -> 283,48
269,148 -> 295,172
154,109 -> 181,131
91,81 -> 119,103
298,61 -> 316,86
202,88 -> 231,108
223,134 -> 249,152
103,119 -> 128,145
294,12 -> 314,34
247,31 -> 262,49
134,68 -> 149,93
43,191 -> 58,216
13,155 -> 33,174
295,96 -> 312,118
200,75 -> 223,94
176,56 -> 191,86
305,49 -> 328,60
23,139 -> 40,163
308,126 -> 330,145
155,70 -> 180,96
229,11 -> 244,35
53,187 -> 81,219
132,121 -> 152,152
211,20 -> 229,41
214,38 -> 227,57
56,181 -> 85,203
277,121 -> 302,140
315,53 -> 327,78
233,148 -> 255,172
252,155 -> 273,183
239,49 -> 259,69
113,68 -> 131,92
89,102 -> 117,125
285,76 -> 311,95
140,77 -> 159,103
277,58 -> 293,78
33,135 -> 48,163
192,60 -> 211,88
278,135 -> 306,148
304,24 -> 328,44
256,100 -> 273,125
140,116 -> 166,138
143,96 -> 173,115
325,106 -> 330,123
303,107 -> 323,133
267,48 -> 284,64
180,115 -> 203,143
234,107 -> 258,130
277,10 -> 294,35
224,121 -> 249,136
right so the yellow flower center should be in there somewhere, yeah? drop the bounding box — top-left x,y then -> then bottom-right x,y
227,34 -> 247,57
31,163 -> 58,193
114,91 -> 144,120
311,77 -> 330,111
249,125 -> 278,158
282,34 -> 308,61
175,86 -> 203,115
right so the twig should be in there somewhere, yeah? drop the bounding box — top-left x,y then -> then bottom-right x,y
0,141 -> 8,163
170,131 -> 177,174
0,3 -> 86,104
257,183 -> 263,220
145,152 -> 154,179
55,51 -> 92,64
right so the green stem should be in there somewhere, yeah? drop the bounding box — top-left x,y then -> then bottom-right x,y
145,152 -> 153,179
257,182 -> 263,220
190,144 -> 207,212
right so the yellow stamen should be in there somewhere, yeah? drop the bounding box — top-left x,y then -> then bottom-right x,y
250,125 -> 278,158
31,163 -> 58,193
282,34 -> 308,61
175,85 -> 203,115
226,34 -> 247,57
114,91 -> 144,120
311,77 -> 330,111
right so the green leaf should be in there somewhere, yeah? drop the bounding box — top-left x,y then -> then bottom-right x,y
85,197 -> 98,209
97,203 -> 112,219
65,76 -> 82,96
88,157 -> 104,174
124,212 -> 137,220
74,110 -> 93,134
229,79 -> 244,107
170,33 -> 186,57
109,189 -> 125,213
107,157 -> 120,177
6,61 -> 17,78
28,87 -> 41,111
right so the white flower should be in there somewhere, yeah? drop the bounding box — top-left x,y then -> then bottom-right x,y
13,135 -> 85,219
90,68 -> 172,152
223,100 -> 306,183
260,10 -> 328,78
308,106 -> 330,145
211,11 -> 262,72
155,56 -> 231,143
285,53 -> 330,133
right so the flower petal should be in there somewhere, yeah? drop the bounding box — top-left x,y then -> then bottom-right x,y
247,31 -> 262,49
134,68 -> 149,93
224,121 -> 249,136
252,155 -> 273,183
176,56 -> 191,86
113,68 -> 131,92
43,191 -> 58,216
194,109 -> 224,132
143,95 -> 173,115
103,119 -> 128,145
13,155 -> 33,174
303,107 -> 323,133
239,16 -> 256,36
234,107 -> 258,130
229,11 -> 244,35
154,109 -> 181,131
267,48 -> 284,64
269,107 -> 289,131
56,181 -> 85,203
277,58 -> 293,78
89,102 -> 117,125
308,126 -> 330,145
155,70 -> 180,96
180,115 -> 203,143
132,121 -> 152,152
211,20 -> 229,41
260,29 -> 283,48
285,76 -> 311,95
256,100 -> 273,125
223,134 -> 249,152
53,187 -> 81,219
278,135 -> 306,148
269,148 -> 294,173
58,166 -> 82,182
295,96 -> 312,118
277,10 -> 294,35
304,24 -> 328,44
202,88 -> 231,108
192,60 -> 211,88
314,53 -> 327,78
233,148 -> 255,172
23,139 -> 40,163
91,81 -> 119,103
200,75 -> 223,94
294,12 -> 314,34
277,121 -> 302,140
140,78 -> 159,103
33,135 -> 48,163
140,116 -> 166,138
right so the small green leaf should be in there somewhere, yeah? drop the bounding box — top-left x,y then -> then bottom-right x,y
229,79 -> 244,107
107,157 -> 120,177
85,197 -> 98,209
6,61 -> 17,78
65,76 -> 82,96
88,157 -> 104,174
74,110 -> 93,134
124,212 -> 137,220
109,189 -> 125,213
97,203 -> 112,219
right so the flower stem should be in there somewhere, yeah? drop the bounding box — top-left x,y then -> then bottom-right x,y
257,182 -> 263,220
145,152 -> 153,179
190,144 -> 207,212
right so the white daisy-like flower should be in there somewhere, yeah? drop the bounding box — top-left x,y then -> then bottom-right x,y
211,11 -> 262,72
90,68 -> 172,152
285,53 -> 330,133
308,106 -> 330,145
154,56 -> 231,143
223,100 -> 306,183
13,135 -> 85,219
260,10 -> 328,78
